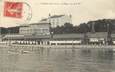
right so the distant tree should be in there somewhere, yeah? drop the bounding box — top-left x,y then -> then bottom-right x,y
94,19 -> 107,32
7,26 -> 20,34
53,23 -> 77,34
0,27 -> 7,34
52,25 -> 62,34
87,19 -> 115,32
63,23 -> 76,33
77,23 -> 89,33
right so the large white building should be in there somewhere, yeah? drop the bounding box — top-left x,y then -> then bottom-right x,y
19,22 -> 50,35
19,14 -> 72,35
40,14 -> 72,28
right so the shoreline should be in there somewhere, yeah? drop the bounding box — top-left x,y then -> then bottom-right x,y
1,44 -> 115,49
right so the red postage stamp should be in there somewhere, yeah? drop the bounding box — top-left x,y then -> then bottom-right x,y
4,1 -> 23,18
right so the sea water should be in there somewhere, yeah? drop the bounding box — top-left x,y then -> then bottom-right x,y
0,47 -> 115,72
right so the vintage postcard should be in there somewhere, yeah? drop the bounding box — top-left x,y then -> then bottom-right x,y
0,0 -> 115,72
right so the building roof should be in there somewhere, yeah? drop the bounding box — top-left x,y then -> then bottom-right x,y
40,18 -> 47,21
24,35 -> 51,39
29,23 -> 50,25
40,15 -> 66,22
87,32 -> 108,38
49,15 -> 65,18
53,34 -> 84,39
3,34 -> 51,40
111,34 -> 115,38
3,34 -> 24,40
20,24 -> 29,27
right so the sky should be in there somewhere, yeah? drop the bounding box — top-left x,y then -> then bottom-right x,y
0,0 -> 115,27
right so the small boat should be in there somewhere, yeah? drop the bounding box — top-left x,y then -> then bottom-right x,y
21,50 -> 31,54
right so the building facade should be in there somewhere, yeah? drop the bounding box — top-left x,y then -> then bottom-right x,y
19,22 -> 50,35
40,15 -> 72,28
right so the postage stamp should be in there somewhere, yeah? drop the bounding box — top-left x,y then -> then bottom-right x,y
4,1 -> 23,18
3,1 -> 32,25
